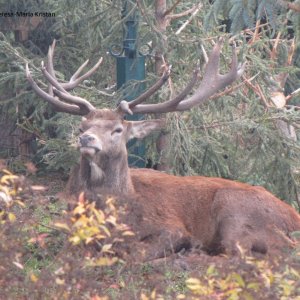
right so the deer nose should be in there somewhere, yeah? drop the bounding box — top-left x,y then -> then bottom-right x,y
79,134 -> 95,147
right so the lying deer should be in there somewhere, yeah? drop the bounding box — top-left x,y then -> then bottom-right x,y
26,40 -> 300,259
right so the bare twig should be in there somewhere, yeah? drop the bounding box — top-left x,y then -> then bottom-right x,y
252,20 -> 261,43
270,32 -> 281,61
256,85 -> 270,108
175,3 -> 202,35
168,5 -> 198,20
163,0 -> 182,16
201,44 -> 209,65
286,87 -> 300,102
243,75 -> 270,108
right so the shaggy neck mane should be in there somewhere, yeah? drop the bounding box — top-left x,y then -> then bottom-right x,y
79,152 -> 134,196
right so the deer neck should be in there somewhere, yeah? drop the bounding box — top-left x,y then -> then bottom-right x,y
79,152 -> 134,196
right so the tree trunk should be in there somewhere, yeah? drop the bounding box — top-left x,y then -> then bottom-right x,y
154,0 -> 171,171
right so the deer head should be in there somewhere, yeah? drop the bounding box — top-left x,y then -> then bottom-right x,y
77,109 -> 163,163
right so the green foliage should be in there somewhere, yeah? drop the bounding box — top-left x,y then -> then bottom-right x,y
205,0 -> 285,33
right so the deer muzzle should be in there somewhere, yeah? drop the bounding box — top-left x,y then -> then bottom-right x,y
78,133 -> 102,156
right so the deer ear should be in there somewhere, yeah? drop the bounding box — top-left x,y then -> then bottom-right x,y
127,120 -> 164,140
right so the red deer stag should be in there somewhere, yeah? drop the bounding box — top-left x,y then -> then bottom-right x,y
26,40 -> 300,259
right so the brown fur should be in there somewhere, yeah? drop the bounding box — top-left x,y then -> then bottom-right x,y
65,110 -> 300,259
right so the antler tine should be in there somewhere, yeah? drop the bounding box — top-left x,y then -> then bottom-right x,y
204,38 -> 223,78
46,39 -> 103,91
26,40 -> 101,116
175,40 -> 245,111
219,43 -> 245,87
61,57 -> 103,90
47,40 -> 56,78
128,66 -> 200,114
116,67 -> 171,115
46,40 -> 56,96
25,63 -> 84,115
124,38 -> 244,114
41,62 -> 96,113
129,67 -> 171,107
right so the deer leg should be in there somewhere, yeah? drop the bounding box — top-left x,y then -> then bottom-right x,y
213,217 -> 267,255
141,227 -> 192,261
211,189 -> 270,255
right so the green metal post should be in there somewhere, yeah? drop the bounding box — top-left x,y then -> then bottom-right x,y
110,1 -> 146,167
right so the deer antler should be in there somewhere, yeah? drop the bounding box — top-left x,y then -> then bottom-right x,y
26,40 -> 102,115
27,39 -> 245,117
117,38 -> 245,114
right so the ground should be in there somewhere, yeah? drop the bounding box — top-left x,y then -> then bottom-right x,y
0,170 -> 300,299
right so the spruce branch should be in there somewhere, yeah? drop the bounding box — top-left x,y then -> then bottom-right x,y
163,0 -> 182,17
168,4 -> 199,21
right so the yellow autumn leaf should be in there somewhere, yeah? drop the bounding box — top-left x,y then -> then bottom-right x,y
69,235 -> 81,245
8,213 -> 16,222
101,244 -> 112,253
0,188 -> 12,204
290,267 -> 300,279
30,273 -> 38,282
247,282 -> 260,291
206,264 -> 217,276
100,225 -> 111,237
106,215 -> 117,226
231,273 -> 245,288
2,169 -> 13,175
0,174 -> 18,185
92,208 -> 105,224
92,257 -> 118,266
85,237 -> 94,244
73,215 -> 90,228
140,293 -> 149,300
150,289 -> 156,299
122,230 -> 135,236
15,200 -> 26,207
85,226 -> 100,236
105,197 -> 115,205
53,222 -> 71,232
73,203 -> 86,215
119,279 -> 125,288
95,234 -> 106,240
55,277 -> 65,285
186,278 -> 201,291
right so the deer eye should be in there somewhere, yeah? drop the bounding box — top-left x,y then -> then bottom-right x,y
112,127 -> 123,135
79,128 -> 84,133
